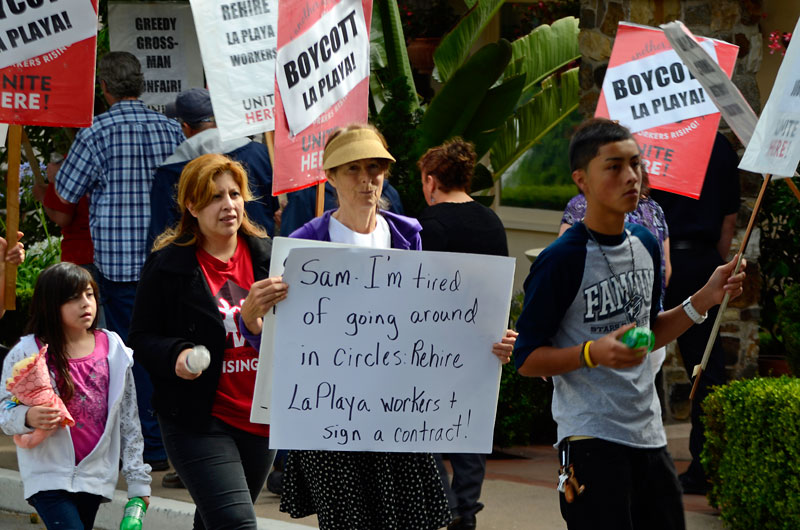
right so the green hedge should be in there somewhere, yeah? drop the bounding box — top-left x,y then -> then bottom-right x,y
500,184 -> 575,210
702,377 -> 800,529
493,292 -> 557,447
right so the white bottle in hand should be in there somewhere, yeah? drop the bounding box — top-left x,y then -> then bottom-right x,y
186,345 -> 211,374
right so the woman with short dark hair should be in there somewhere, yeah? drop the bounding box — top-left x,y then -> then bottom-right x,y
418,138 -> 514,529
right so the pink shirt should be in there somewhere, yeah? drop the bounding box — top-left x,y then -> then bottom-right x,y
65,331 -> 110,463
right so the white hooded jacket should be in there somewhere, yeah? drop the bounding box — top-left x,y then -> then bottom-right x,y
0,330 -> 151,501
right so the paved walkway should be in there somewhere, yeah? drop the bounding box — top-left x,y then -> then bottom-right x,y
0,423 -> 721,529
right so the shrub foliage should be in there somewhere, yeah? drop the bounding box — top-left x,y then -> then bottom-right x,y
702,377 -> 800,529
493,291 -> 557,446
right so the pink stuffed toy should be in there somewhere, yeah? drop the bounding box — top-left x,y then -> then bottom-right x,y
5,345 -> 74,449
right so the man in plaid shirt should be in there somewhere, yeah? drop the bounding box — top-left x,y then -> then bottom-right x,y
56,51 -> 184,469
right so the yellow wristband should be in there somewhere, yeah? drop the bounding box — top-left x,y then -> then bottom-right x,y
583,340 -> 597,368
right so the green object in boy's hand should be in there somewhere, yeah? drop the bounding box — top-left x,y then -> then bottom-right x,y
621,327 -> 655,355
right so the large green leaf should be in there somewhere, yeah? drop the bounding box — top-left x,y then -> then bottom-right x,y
504,16 -> 580,95
490,66 -> 580,180
369,6 -> 389,114
461,74 -> 526,159
371,0 -> 418,112
418,40 -> 513,150
432,0 -> 506,83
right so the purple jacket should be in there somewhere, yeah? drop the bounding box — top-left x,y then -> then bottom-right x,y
239,209 -> 422,347
289,209 -> 422,250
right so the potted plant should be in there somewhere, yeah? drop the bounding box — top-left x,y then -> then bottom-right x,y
399,0 -> 458,74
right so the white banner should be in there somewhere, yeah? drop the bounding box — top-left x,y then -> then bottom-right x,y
739,16 -> 800,178
602,43 -> 719,133
108,2 -> 204,113
267,241 -> 515,452
275,0 -> 369,136
0,0 -> 97,71
189,0 -> 277,140
0,123 -> 7,145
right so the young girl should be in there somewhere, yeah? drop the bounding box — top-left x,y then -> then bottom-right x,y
0,262 -> 151,529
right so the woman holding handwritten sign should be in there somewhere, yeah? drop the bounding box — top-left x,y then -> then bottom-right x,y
274,123 -> 450,529
129,154 -> 287,529
418,138 -> 517,530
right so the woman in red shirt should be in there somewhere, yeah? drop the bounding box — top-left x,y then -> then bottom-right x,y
129,153 -> 287,528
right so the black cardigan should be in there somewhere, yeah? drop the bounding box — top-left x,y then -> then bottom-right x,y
128,234 -> 272,428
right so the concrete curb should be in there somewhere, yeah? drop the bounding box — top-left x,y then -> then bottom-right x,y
0,468 -> 311,530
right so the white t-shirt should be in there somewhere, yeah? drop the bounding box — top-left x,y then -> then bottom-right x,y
328,214 -> 392,248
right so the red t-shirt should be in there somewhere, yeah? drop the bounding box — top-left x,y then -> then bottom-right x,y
43,182 -> 93,265
196,236 -> 268,437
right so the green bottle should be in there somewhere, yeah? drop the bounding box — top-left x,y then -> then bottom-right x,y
621,327 -> 655,354
120,497 -> 146,530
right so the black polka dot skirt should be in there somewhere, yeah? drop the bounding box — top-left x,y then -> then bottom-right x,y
280,450 -> 451,529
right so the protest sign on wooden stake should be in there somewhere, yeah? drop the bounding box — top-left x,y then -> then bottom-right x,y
596,22 -> 738,199
739,17 -> 800,178
189,0 -> 278,139
109,2 -> 203,114
0,0 -> 97,71
272,0 -> 372,196
0,1 -> 97,127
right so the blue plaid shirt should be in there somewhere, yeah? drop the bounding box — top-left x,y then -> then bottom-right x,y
57,100 -> 185,282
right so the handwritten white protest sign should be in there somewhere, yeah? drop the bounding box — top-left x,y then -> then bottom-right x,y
0,0 -> 97,71
251,237 -> 360,424
739,16 -> 800,178
189,0 -> 278,139
267,243 -> 515,452
602,42 -> 719,133
275,0 -> 369,136
109,2 -> 203,113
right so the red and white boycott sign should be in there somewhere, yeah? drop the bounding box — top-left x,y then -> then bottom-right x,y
276,0 -> 369,136
189,0 -> 278,140
596,22 -> 738,199
272,0 -> 372,196
0,0 -> 97,127
0,0 -> 97,70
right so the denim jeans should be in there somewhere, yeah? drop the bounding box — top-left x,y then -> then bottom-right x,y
159,415 -> 277,530
98,272 -> 166,463
435,453 -> 486,519
28,490 -> 103,530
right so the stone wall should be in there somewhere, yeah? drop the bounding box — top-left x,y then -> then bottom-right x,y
578,0 -> 764,422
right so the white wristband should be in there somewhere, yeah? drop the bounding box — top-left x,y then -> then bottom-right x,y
682,297 -> 707,324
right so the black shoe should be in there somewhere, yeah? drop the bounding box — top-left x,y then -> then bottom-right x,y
162,471 -> 185,489
679,472 -> 709,495
266,470 -> 283,495
145,459 -> 170,472
448,515 -> 477,530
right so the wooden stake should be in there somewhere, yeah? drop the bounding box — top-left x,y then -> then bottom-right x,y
785,178 -> 800,203
4,125 -> 22,311
263,131 -> 275,168
315,181 -> 325,217
690,173 -> 772,400
20,128 -> 45,186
